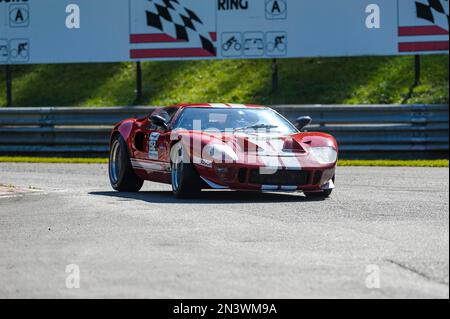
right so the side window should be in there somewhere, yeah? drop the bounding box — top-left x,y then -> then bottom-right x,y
149,108 -> 178,130
165,107 -> 179,124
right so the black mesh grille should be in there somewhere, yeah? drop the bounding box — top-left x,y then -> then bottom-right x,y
238,168 -> 247,183
249,169 -> 310,186
313,171 -> 322,185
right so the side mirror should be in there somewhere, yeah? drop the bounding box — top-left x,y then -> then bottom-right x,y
295,116 -> 312,131
150,114 -> 169,130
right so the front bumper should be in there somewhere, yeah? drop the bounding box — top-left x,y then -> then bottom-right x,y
196,162 -> 336,192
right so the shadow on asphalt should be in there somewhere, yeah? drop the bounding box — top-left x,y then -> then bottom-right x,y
89,190 -> 327,204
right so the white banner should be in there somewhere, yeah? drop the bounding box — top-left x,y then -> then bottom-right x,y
0,0 -> 448,65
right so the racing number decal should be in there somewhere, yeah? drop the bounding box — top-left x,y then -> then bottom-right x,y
148,132 -> 161,160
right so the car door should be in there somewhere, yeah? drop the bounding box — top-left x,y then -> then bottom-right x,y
138,108 -> 178,183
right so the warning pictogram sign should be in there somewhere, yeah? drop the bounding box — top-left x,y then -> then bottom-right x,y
9,4 -> 30,28
0,40 -> 8,63
265,0 -> 287,20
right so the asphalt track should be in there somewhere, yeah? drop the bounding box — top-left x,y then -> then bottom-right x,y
0,163 -> 448,298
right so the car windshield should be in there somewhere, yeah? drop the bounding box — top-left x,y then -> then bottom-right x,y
173,107 -> 298,134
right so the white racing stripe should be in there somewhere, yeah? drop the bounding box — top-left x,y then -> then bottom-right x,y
258,156 -> 282,173
280,186 -> 298,191
278,156 -> 302,170
131,159 -> 170,172
209,103 -> 248,109
227,103 -> 247,108
261,185 -> 298,192
261,185 -> 279,191
209,103 -> 229,108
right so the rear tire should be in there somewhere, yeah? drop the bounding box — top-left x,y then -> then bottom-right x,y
171,142 -> 202,198
109,134 -> 144,192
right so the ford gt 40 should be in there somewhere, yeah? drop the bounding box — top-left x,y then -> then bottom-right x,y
109,104 -> 338,198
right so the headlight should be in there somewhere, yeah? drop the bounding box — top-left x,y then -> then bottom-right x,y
310,147 -> 337,164
207,144 -> 238,162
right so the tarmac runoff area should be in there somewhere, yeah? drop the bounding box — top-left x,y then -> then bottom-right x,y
0,163 -> 448,298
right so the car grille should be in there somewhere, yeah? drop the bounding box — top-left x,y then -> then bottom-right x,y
248,169 -> 310,186
238,168 -> 248,183
312,171 -> 322,185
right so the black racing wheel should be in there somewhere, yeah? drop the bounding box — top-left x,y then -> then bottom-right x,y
109,134 -> 144,192
170,142 -> 202,198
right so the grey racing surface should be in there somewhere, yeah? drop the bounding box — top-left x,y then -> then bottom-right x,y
0,163 -> 448,298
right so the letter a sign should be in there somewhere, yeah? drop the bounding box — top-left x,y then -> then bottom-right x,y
266,0 -> 287,20
9,5 -> 30,28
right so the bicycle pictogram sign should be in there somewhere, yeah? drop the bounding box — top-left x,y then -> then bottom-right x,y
10,39 -> 30,62
265,32 -> 287,56
221,33 -> 243,57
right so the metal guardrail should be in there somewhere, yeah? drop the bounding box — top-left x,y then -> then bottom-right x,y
0,105 -> 448,158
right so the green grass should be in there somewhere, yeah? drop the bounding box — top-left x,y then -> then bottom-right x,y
0,55 -> 448,107
0,157 -> 447,167
0,156 -> 108,164
338,159 -> 449,167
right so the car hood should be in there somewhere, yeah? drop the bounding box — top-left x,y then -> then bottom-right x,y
173,130 -> 337,158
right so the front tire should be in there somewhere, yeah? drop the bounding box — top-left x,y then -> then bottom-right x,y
304,176 -> 335,199
304,188 -> 333,199
171,143 -> 202,198
109,134 -> 144,192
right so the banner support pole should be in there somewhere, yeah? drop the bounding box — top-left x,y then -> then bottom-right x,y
5,65 -> 12,107
414,55 -> 421,86
272,59 -> 278,93
135,61 -> 142,105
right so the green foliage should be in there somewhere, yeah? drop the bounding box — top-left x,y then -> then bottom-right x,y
0,157 -> 109,164
0,55 -> 448,107
338,159 -> 449,167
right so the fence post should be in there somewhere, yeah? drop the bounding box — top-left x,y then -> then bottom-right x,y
135,61 -> 142,105
5,65 -> 12,107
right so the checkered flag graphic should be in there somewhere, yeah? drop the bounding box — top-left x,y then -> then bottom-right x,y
416,0 -> 449,30
145,0 -> 216,55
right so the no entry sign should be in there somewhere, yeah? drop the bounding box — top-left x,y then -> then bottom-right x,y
0,0 -> 448,65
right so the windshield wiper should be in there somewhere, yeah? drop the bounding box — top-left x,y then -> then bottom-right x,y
234,124 -> 279,132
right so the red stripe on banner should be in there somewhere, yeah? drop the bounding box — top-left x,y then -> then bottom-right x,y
130,32 -> 217,43
130,34 -> 185,43
399,41 -> 449,52
130,48 -> 216,58
398,26 -> 449,36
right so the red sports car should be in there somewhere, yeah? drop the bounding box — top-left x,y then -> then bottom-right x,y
109,104 -> 338,198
